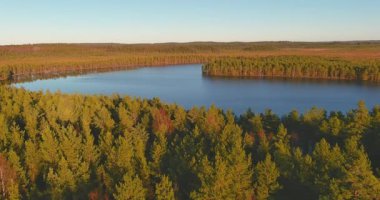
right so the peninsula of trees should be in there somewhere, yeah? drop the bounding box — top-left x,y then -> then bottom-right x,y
0,86 -> 379,199
202,56 -> 380,81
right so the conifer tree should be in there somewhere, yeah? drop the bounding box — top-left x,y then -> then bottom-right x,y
24,140 -> 40,183
39,121 -> 60,165
319,115 -> 343,137
113,174 -> 146,200
0,114 -> 8,150
256,132 -> 270,161
273,124 -> 292,177
155,175 -> 175,200
0,155 -> 19,200
6,150 -> 26,196
151,133 -> 167,175
346,101 -> 370,137
47,158 -> 76,199
253,154 -> 281,200
342,138 -> 380,199
192,124 -> 252,199
190,155 -> 237,200
311,139 -> 347,199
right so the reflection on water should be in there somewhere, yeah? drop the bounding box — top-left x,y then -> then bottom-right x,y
13,64 -> 380,115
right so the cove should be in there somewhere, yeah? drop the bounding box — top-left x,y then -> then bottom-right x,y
13,64 -> 380,115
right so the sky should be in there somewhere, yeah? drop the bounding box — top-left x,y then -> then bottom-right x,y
0,0 -> 379,45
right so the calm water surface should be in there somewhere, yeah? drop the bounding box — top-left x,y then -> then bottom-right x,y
13,64 -> 380,115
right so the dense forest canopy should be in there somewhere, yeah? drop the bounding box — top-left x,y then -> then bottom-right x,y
0,86 -> 379,199
1,42 -> 380,82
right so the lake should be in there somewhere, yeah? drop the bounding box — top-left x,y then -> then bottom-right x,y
13,64 -> 380,115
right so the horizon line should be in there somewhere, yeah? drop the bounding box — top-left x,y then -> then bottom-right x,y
2,40 -> 380,46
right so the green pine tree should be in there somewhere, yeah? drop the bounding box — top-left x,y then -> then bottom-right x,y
113,174 -> 146,200
155,175 -> 175,200
253,154 -> 281,200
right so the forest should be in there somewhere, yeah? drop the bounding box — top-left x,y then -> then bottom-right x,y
0,85 -> 379,199
1,42 -> 380,82
202,56 -> 380,81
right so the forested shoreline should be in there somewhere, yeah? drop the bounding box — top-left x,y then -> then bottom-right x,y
202,56 -> 380,81
0,86 -> 379,199
1,42 -> 380,82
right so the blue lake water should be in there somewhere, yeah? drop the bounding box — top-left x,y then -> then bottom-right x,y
13,64 -> 380,115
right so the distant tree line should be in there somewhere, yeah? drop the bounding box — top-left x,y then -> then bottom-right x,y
0,55 -> 211,82
0,86 -> 379,199
1,42 -> 380,82
202,56 -> 380,81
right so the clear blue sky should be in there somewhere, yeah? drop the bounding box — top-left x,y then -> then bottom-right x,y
1,0 -> 379,44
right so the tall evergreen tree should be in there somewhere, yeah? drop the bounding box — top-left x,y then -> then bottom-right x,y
113,174 -> 146,200
155,175 -> 175,200
273,124 -> 292,177
253,154 -> 281,200
342,138 -> 380,199
346,101 -> 370,137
